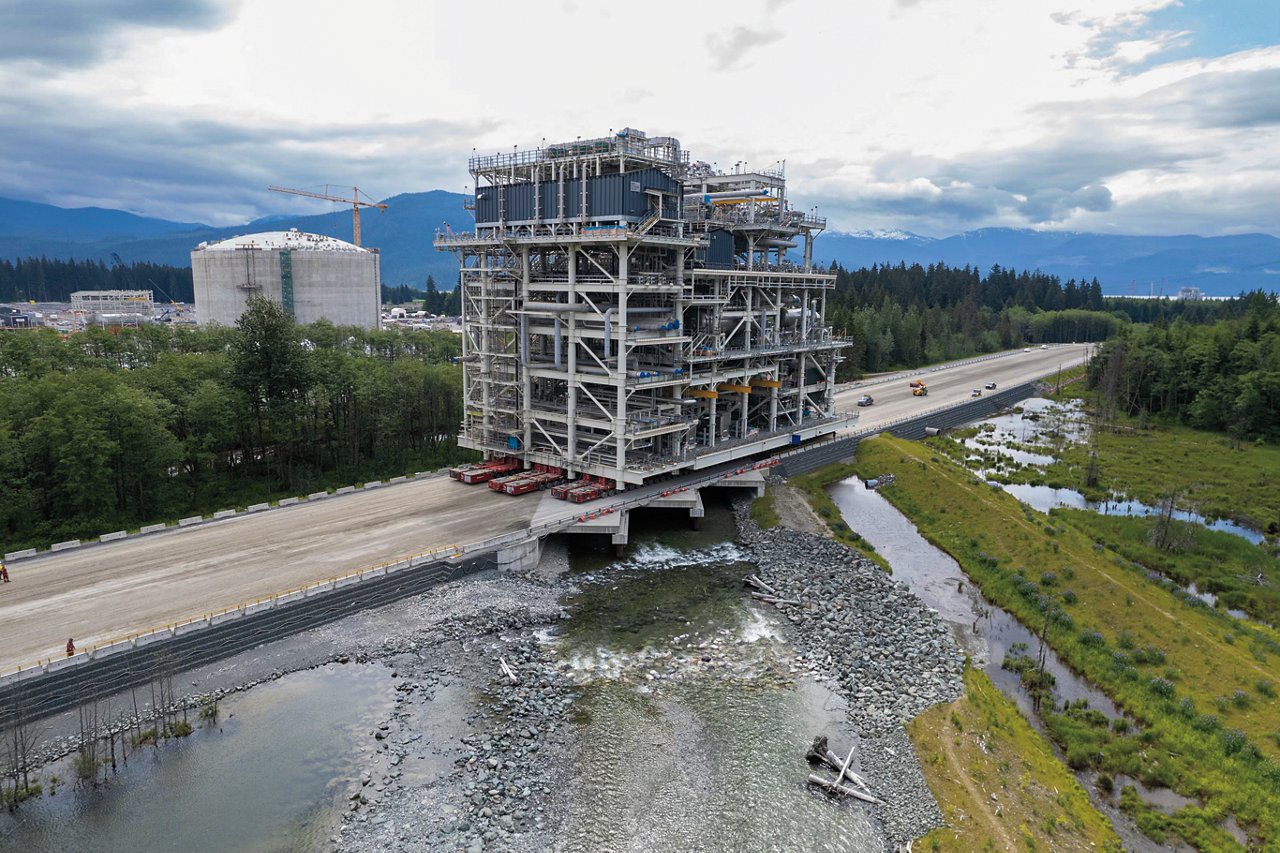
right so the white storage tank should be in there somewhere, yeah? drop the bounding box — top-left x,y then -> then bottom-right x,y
191,228 -> 380,328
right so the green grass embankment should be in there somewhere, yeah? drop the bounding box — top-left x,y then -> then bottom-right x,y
910,666 -> 1122,853
1053,511 -> 1279,626
853,435 -> 1280,851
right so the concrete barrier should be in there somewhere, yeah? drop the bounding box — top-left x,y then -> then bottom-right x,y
4,548 -> 37,561
389,476 -> 408,484
140,523 -> 168,534
50,539 -> 82,552
307,491 -> 330,501
775,382 -> 1039,478
361,482 -> 383,490
0,550 -> 499,727
213,510 -> 237,520
178,516 -> 204,527
278,497 -> 299,507
335,486 -> 356,495
100,531 -> 128,543
246,503 -> 270,513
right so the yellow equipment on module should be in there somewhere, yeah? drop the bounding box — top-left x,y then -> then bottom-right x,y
912,381 -> 928,397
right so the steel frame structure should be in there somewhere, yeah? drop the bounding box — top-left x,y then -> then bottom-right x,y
437,129 -> 851,488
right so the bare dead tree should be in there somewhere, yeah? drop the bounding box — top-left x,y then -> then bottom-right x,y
3,688 -> 42,809
1151,490 -> 1182,552
75,692 -> 102,786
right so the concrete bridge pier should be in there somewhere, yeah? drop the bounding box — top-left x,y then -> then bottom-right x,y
705,467 -> 766,498
648,487 -> 706,529
496,537 -> 543,573
569,508 -> 631,555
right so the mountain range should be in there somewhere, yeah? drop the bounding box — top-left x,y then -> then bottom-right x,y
2,193 -> 1277,298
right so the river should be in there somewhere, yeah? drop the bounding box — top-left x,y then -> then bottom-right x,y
0,664 -> 396,853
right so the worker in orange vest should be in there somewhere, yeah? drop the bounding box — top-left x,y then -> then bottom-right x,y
66,638 -> 75,657
0,561 -> 8,582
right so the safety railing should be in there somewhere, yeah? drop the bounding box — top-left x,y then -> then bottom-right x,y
0,536 -> 488,685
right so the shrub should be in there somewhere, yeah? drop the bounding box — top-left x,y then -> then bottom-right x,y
1080,630 -> 1107,648
1192,714 -> 1220,733
1040,571 -> 1058,587
1149,677 -> 1175,698
1221,729 -> 1248,756
1257,679 -> 1276,698
1062,589 -> 1078,605
1131,646 -> 1166,666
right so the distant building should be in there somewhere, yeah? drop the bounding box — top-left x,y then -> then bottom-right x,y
1177,286 -> 1203,301
191,228 -> 380,328
0,306 -> 37,328
70,290 -> 154,326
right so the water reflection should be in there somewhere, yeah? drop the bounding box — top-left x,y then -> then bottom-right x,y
0,664 -> 395,853
965,398 -> 1265,545
555,498 -> 878,853
828,476 -> 1120,721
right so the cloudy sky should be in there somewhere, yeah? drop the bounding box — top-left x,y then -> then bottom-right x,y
1,0 -> 1276,237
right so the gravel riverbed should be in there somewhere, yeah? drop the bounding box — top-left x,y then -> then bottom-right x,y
20,492 -> 966,853
336,498 -> 964,853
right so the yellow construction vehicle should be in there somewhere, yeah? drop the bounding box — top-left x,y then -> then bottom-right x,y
911,381 -> 928,397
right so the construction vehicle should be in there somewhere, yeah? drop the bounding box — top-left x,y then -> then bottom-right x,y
496,464 -> 565,496
503,470 -> 565,496
488,472 -> 529,491
450,457 -> 521,484
448,462 -> 486,480
971,388 -> 982,397
552,474 -> 619,502
911,381 -> 928,397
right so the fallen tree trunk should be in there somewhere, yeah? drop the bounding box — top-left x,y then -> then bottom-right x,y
806,773 -> 884,805
744,574 -> 777,595
806,736 -> 872,791
750,592 -> 800,605
498,657 -> 518,684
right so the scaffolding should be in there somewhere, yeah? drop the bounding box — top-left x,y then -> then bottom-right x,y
69,290 -> 155,327
436,128 -> 851,488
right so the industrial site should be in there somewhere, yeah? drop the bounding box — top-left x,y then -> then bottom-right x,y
437,128 -> 849,490
4,125 -> 1264,853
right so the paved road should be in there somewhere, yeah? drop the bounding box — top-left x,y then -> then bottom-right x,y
833,344 -> 1092,432
0,344 -> 1089,673
0,477 -> 537,672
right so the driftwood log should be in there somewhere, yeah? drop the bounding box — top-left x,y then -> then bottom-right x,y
744,574 -> 777,595
498,657 -> 518,684
805,735 -> 874,793
806,773 -> 885,805
750,592 -> 801,606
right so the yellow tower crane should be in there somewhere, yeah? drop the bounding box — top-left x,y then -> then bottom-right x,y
267,185 -> 388,247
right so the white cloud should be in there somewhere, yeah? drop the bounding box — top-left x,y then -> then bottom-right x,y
0,0 -> 1275,236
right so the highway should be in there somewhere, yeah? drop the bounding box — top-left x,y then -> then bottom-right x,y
0,344 -> 1089,673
